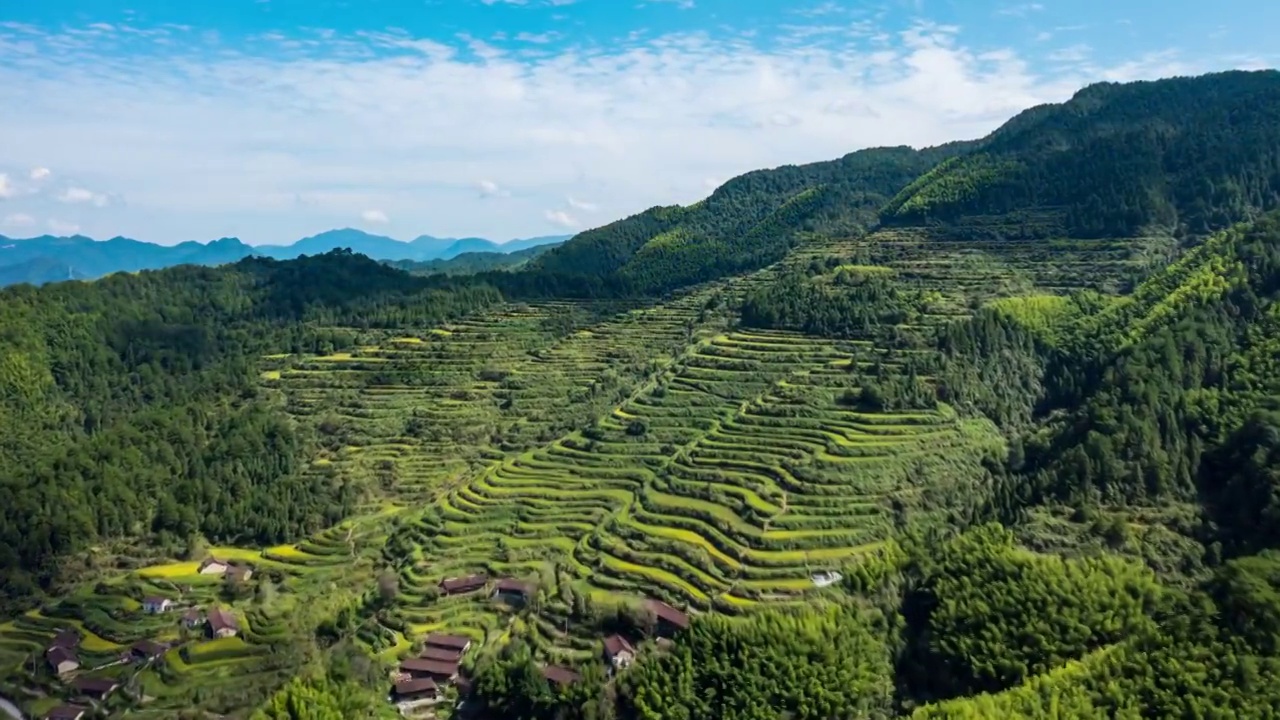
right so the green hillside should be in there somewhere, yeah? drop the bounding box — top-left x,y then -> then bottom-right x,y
883,70 -> 1280,239
5,71 -> 1280,719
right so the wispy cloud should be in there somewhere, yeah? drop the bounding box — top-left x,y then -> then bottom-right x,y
58,186 -> 110,207
567,196 -> 597,212
997,3 -> 1044,17
2,212 -> 35,227
544,209 -> 578,228
0,17 -> 1264,243
29,167 -> 51,181
360,209 -> 389,223
0,174 -> 13,200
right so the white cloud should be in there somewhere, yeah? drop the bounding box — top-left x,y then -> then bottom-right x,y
58,186 -> 109,207
478,179 -> 510,198
544,209 -> 578,228
48,219 -> 80,234
29,167 -> 51,181
360,209 -> 389,223
2,212 -> 35,227
997,3 -> 1044,17
0,18 -> 1265,243
0,174 -> 12,200
567,196 -> 597,212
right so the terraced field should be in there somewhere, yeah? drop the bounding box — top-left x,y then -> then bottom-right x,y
0,229 -> 1152,714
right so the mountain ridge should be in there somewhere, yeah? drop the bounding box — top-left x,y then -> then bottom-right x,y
0,229 -> 571,286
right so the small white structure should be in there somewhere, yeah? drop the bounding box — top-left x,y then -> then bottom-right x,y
810,570 -> 843,588
142,596 -> 174,614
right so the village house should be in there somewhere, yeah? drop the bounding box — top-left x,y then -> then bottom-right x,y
603,634 -> 635,671
419,645 -> 462,663
46,646 -> 79,676
51,629 -> 80,650
131,639 -> 167,663
645,599 -> 691,637
438,574 -> 487,596
424,632 -> 472,654
541,665 -> 581,689
43,705 -> 90,720
182,607 -> 204,629
142,596 -> 174,614
399,657 -> 459,683
393,676 -> 439,702
207,607 -> 239,639
226,564 -> 254,584
492,578 -> 534,605
71,676 -> 120,700
198,557 -> 229,575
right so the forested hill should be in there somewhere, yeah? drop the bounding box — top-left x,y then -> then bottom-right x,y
531,70 -> 1280,298
0,251 -> 500,609
883,70 -> 1280,238
529,144 -> 965,294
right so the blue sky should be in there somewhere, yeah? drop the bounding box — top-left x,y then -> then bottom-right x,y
0,0 -> 1274,245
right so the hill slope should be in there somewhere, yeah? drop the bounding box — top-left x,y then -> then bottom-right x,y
882,70 -> 1280,238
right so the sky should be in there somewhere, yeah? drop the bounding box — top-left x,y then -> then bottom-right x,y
0,0 -> 1275,245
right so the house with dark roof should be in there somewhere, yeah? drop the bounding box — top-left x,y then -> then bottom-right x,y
400,658 -> 459,683
51,629 -> 80,650
44,705 -> 90,720
46,646 -> 79,676
131,639 -> 167,663
541,665 -> 581,688
492,578 -> 534,605
439,574 -> 487,595
393,676 -> 439,701
424,632 -> 472,653
182,607 -> 203,628
419,645 -> 462,663
71,676 -> 120,700
645,599 -> 691,636
226,564 -> 254,584
142,596 -> 174,614
207,607 -> 238,638
602,634 -> 635,671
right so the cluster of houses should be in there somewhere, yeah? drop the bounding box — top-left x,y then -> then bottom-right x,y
392,632 -> 473,704
407,575 -> 693,704
38,590 -> 243,719
540,598 -> 690,687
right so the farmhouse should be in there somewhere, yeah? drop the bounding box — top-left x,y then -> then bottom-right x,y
71,676 -> 120,700
393,677 -> 439,701
541,665 -> 581,688
226,564 -> 254,584
182,607 -> 204,628
400,658 -> 459,683
43,705 -> 90,720
439,574 -> 487,595
198,557 -> 229,575
207,607 -> 239,638
424,632 -> 472,654
419,645 -> 462,663
131,639 -> 167,662
51,629 -> 80,650
142,596 -> 174,613
492,578 -> 534,604
645,599 -> 691,636
46,646 -> 79,676
603,634 -> 635,671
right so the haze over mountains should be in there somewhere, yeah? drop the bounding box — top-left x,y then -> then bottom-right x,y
0,228 -> 570,286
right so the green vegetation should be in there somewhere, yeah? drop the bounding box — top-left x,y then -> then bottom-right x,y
6,70 -> 1280,719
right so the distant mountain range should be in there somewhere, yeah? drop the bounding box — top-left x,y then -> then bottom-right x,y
0,228 -> 571,286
